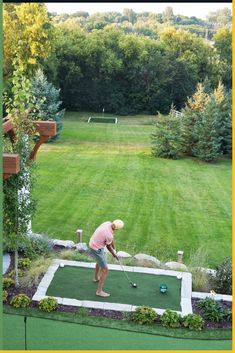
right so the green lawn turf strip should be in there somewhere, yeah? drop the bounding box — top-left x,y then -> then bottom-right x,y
46,266 -> 181,310
32,112 -> 231,267
89,117 -> 117,123
3,314 -> 25,350
3,306 -> 232,341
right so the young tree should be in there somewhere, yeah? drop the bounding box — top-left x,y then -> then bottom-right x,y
30,69 -> 64,141
151,113 -> 184,160
192,96 -> 222,162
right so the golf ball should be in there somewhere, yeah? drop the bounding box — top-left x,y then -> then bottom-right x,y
60,263 -> 64,268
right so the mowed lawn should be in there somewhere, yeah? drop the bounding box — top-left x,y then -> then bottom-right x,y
32,112 -> 231,267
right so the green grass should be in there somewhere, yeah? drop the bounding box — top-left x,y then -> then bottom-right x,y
32,112 -> 231,267
46,266 -> 181,310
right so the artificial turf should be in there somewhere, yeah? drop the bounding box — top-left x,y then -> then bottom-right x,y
3,313 -> 232,350
46,266 -> 181,310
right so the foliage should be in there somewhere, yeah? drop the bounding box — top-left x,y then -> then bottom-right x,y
210,258 -> 232,295
78,307 -> 89,317
19,235 -> 52,259
192,96 -> 222,162
191,269 -> 211,292
18,258 -> 32,269
3,277 -> 15,289
182,314 -> 204,331
10,294 -> 31,308
3,290 -> 8,303
132,306 -> 157,325
3,3 -> 53,79
198,297 -> 224,322
30,69 -> 64,141
223,309 -> 232,322
151,113 -> 184,159
160,309 -> 181,328
39,297 -> 58,312
8,269 -> 24,278
20,257 -> 52,288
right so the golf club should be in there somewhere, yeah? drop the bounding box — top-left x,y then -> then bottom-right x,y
117,258 -> 137,288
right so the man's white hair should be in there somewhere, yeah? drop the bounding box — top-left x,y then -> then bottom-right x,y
112,219 -> 124,230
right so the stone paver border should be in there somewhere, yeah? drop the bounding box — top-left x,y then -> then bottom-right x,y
33,259 -> 192,316
192,291 -> 232,302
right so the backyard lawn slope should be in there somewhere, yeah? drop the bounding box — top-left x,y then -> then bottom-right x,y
32,112 -> 231,267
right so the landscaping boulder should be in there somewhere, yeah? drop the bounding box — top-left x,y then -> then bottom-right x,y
165,261 -> 188,271
52,239 -> 75,248
74,243 -> 88,252
116,251 -> 132,258
134,253 -> 161,266
194,267 -> 217,277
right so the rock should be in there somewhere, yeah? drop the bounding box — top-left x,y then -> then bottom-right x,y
194,267 -> 217,277
116,251 -> 132,258
74,243 -> 88,252
134,253 -> 161,266
165,261 -> 188,271
52,239 -> 75,248
3,252 -> 11,275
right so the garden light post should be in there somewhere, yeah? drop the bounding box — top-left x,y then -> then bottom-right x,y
177,250 -> 184,263
76,229 -> 83,243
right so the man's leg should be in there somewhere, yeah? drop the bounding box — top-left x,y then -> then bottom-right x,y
93,262 -> 100,282
96,267 -> 110,297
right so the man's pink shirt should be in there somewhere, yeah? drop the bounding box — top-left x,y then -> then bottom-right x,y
89,221 -> 114,250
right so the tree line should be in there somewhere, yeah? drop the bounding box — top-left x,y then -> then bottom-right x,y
3,3 -> 232,116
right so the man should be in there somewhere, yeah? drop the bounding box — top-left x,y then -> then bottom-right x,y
89,219 -> 124,297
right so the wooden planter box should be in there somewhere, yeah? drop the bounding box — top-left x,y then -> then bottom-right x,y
33,121 -> 57,137
3,153 -> 20,179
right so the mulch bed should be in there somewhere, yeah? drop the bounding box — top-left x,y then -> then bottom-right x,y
3,251 -> 232,329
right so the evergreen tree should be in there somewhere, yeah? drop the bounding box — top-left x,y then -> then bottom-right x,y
213,83 -> 232,156
192,96 -> 222,162
151,113 -> 184,160
30,69 -> 64,141
182,83 -> 209,155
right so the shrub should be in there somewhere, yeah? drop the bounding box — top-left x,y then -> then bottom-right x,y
8,269 -> 24,278
20,257 -> 52,288
59,250 -> 76,260
182,314 -> 204,331
18,258 -> 31,269
132,306 -> 157,325
151,113 -> 184,160
198,297 -> 224,322
18,235 -> 52,259
10,294 -> 30,308
223,309 -> 232,322
39,297 -> 58,312
3,277 -> 14,289
3,290 -> 8,303
78,307 -> 89,317
210,258 -> 232,295
160,309 -> 181,328
191,269 -> 211,292
73,252 -> 92,262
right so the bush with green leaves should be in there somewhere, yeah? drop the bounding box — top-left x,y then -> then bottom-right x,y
223,309 -> 232,322
210,257 -> 232,295
132,306 -> 157,325
8,269 -> 24,278
151,113 -> 184,160
182,314 -> 204,331
3,290 -> 8,303
198,297 -> 224,322
18,235 -> 52,259
3,277 -> 14,289
18,258 -> 31,269
39,297 -> 58,312
160,309 -> 181,328
10,294 -> 30,308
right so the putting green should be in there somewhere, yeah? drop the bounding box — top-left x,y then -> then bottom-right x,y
3,314 -> 232,350
46,266 -> 181,310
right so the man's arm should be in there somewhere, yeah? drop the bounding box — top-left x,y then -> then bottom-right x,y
106,243 -> 118,260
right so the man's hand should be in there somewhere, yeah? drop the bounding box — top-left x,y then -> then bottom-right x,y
106,244 -> 119,260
